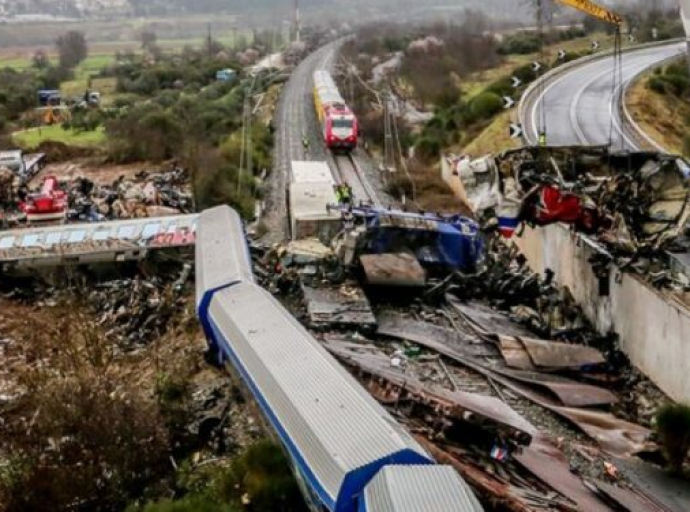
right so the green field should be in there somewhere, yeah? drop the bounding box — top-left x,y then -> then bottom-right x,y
13,125 -> 106,149
0,34 -> 243,70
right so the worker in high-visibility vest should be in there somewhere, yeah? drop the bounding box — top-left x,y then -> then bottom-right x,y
539,131 -> 547,147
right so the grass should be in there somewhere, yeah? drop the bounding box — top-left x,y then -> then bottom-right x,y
13,125 -> 106,149
461,32 -> 619,99
0,34 -> 244,71
626,65 -> 689,155
463,110 -> 520,157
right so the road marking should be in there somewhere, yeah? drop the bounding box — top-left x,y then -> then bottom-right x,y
569,63 -> 617,144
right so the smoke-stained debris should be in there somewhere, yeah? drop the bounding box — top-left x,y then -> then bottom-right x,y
446,146 -> 690,291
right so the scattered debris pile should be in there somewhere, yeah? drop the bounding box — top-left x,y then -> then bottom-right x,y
253,218 -> 689,511
2,165 -> 193,227
65,166 -> 193,223
446,146 -> 690,290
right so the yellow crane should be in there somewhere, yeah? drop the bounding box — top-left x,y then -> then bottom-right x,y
555,0 -> 623,27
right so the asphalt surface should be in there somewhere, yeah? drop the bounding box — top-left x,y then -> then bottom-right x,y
523,42 -> 685,151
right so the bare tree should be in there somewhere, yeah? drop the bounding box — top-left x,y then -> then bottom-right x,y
31,50 -> 50,69
55,31 -> 88,69
140,29 -> 158,52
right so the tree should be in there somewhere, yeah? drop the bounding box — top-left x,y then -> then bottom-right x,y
55,31 -> 88,69
141,30 -> 160,55
31,50 -> 50,69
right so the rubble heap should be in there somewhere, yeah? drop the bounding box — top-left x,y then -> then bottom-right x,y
252,230 -> 687,512
65,166 -> 194,223
449,146 -> 690,291
3,165 -> 194,228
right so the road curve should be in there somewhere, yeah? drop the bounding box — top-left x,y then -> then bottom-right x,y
521,42 -> 684,151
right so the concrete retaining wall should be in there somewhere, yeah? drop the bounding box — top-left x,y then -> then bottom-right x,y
515,224 -> 690,403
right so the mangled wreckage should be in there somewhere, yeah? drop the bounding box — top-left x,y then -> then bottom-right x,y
444,146 -> 690,289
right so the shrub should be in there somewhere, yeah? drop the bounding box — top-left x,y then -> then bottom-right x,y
468,92 -> 503,121
662,73 -> 690,96
213,440 -> 307,511
655,403 -> 690,475
648,76 -> 666,95
498,33 -> 541,55
127,496 -> 239,512
485,77 -> 513,99
415,135 -> 443,161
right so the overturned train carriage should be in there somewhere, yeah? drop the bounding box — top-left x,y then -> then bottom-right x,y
195,205 -> 483,512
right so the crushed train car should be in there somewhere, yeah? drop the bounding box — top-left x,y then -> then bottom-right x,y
330,206 -> 485,278
444,146 -> 690,254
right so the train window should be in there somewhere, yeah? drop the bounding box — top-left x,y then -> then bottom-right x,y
141,222 -> 161,240
0,236 -> 15,249
117,225 -> 136,239
93,229 -> 110,241
21,234 -> 40,247
67,230 -> 86,243
332,119 -> 353,129
44,232 -> 62,246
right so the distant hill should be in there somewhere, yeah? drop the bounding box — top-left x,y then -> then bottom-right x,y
0,0 -> 533,20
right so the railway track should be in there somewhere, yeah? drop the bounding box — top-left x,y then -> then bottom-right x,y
333,154 -> 380,206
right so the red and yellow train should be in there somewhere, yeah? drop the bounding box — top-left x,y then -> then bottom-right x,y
313,70 -> 358,152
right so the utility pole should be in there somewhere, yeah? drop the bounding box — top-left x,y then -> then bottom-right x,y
294,0 -> 301,44
536,0 -> 547,146
680,0 -> 690,78
383,91 -> 394,173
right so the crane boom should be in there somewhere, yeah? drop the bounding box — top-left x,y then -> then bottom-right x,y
556,0 -> 623,26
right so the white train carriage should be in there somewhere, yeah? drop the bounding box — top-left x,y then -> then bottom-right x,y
289,160 -> 340,241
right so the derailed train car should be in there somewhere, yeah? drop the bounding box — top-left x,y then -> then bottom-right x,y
195,205 -> 483,512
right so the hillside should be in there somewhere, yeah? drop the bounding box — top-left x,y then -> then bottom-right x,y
0,0 -> 533,20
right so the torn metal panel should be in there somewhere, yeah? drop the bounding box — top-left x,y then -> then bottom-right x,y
383,317 -> 617,407
590,479 -> 671,512
498,335 -> 607,371
418,438 -> 574,512
492,367 -> 617,408
497,336 -> 536,371
515,438 -> 615,512
301,282 -> 376,328
612,456 -> 690,512
386,331 -> 648,456
377,315 -> 497,358
325,341 -> 535,443
450,300 -> 535,338
360,253 -> 426,287
517,337 -> 606,369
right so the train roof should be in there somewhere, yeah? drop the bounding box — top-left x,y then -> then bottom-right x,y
289,181 -> 340,221
291,160 -> 336,185
207,283 -> 432,508
195,206 -> 253,310
314,69 -> 346,106
362,465 -> 483,512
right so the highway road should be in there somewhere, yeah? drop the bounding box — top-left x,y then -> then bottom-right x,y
522,42 -> 685,151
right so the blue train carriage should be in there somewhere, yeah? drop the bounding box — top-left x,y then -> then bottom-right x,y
195,205 -> 484,512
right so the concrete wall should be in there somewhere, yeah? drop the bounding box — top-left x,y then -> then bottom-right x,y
514,224 -> 690,403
